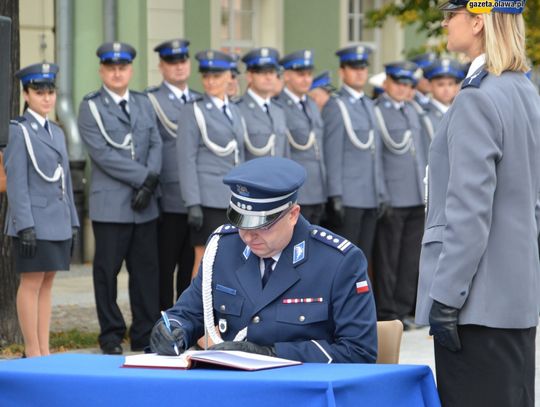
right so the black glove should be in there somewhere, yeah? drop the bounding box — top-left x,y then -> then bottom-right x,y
149,320 -> 186,356
209,340 -> 276,357
327,196 -> 345,227
18,227 -> 37,258
187,205 -> 204,231
377,202 -> 392,219
429,300 -> 461,352
131,172 -> 159,211
70,227 -> 79,257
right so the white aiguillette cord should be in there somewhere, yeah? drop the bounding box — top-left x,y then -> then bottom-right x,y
202,230 -> 247,346
147,92 -> 178,138
193,102 -> 239,165
335,98 -> 374,151
18,123 -> 64,194
374,105 -> 414,155
241,116 -> 276,157
87,99 -> 135,159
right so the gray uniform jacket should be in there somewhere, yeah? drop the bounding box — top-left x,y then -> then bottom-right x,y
274,92 -> 326,205
375,94 -> 428,208
5,112 -> 79,239
78,87 -> 162,223
416,69 -> 540,328
322,88 -> 387,208
424,100 -> 445,133
146,83 -> 202,214
236,92 -> 290,161
177,93 -> 245,209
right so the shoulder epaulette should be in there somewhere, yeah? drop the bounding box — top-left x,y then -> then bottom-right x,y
83,90 -> 101,101
145,85 -> 159,93
10,116 -> 26,124
271,96 -> 284,106
190,89 -> 203,98
212,224 -> 239,236
309,227 -> 353,254
232,96 -> 244,104
461,69 -> 488,89
188,95 -> 204,103
130,90 -> 144,96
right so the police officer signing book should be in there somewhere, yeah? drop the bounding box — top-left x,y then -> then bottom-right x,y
236,47 -> 289,162
372,61 -> 428,326
176,50 -> 245,279
322,45 -> 387,261
274,50 -> 327,225
146,39 -> 202,309
150,157 -> 377,363
78,42 -> 162,355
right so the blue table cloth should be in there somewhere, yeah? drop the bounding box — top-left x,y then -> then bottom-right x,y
0,354 -> 440,406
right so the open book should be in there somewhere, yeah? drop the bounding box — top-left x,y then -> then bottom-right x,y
123,350 -> 302,371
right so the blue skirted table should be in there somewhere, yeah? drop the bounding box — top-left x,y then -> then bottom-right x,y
0,354 -> 440,406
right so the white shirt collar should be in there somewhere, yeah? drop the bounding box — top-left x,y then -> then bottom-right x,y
342,84 -> 365,100
103,85 -> 130,105
466,54 -> 486,78
258,252 -> 282,276
210,95 -> 229,110
27,108 -> 47,127
247,88 -> 271,110
164,81 -> 190,100
284,87 -> 306,107
430,97 -> 450,113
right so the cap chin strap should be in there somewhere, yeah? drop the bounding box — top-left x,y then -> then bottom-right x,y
202,231 -> 247,346
147,92 -> 178,138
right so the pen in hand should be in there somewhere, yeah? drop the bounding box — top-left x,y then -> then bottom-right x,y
161,311 -> 180,356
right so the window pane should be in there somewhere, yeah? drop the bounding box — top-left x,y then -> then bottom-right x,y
349,0 -> 355,13
221,10 -> 230,40
348,17 -> 355,42
357,18 -> 363,40
234,11 -> 253,41
358,0 -> 363,13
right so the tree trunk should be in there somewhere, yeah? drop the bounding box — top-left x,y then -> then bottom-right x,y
0,0 -> 21,347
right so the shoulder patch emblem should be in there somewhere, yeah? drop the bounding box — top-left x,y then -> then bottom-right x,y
310,228 -> 352,253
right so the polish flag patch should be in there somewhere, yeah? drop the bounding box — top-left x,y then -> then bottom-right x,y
356,280 -> 369,294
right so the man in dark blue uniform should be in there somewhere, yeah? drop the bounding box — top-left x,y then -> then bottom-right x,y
150,157 -> 377,363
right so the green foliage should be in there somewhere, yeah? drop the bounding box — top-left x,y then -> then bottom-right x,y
366,0 -> 540,65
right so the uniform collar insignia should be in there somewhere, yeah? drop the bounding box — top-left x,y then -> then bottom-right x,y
30,122 -> 38,131
293,241 -> 305,264
243,245 -> 251,260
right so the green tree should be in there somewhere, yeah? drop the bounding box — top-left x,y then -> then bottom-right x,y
367,0 -> 540,66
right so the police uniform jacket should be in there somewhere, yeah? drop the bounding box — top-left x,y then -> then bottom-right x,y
322,87 -> 387,208
375,94 -> 428,207
416,68 -> 540,328
5,111 -> 79,239
77,87 -> 162,223
235,92 -> 290,161
146,83 -> 202,214
423,99 -> 445,133
274,92 -> 326,205
176,93 -> 245,209
167,216 -> 377,363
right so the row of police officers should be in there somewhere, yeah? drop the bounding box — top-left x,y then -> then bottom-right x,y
7,39 -> 466,354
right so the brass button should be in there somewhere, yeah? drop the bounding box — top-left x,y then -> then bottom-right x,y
220,304 -> 226,311
252,316 -> 260,324
299,315 -> 306,322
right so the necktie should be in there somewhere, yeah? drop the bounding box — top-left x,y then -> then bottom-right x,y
119,100 -> 130,120
299,100 -> 311,123
261,257 -> 275,288
43,120 -> 50,133
181,93 -> 188,104
263,103 -> 273,124
222,104 -> 233,124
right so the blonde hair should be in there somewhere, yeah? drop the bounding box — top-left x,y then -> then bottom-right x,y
483,12 -> 529,75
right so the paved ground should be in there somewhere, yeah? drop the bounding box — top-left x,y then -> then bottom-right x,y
14,263 -> 540,399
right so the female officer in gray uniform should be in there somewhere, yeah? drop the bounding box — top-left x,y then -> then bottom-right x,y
177,50 -> 245,279
5,63 -> 79,357
416,1 -> 540,405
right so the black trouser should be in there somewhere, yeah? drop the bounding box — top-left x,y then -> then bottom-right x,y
332,207 -> 378,261
157,212 -> 193,309
435,325 -> 535,407
373,206 -> 424,320
92,220 -> 160,350
301,203 -> 325,226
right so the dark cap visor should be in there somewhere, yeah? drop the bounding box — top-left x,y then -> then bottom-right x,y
439,0 -> 467,11
227,205 -> 289,230
389,75 -> 415,86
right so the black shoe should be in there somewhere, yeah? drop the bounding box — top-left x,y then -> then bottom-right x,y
101,343 -> 123,355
